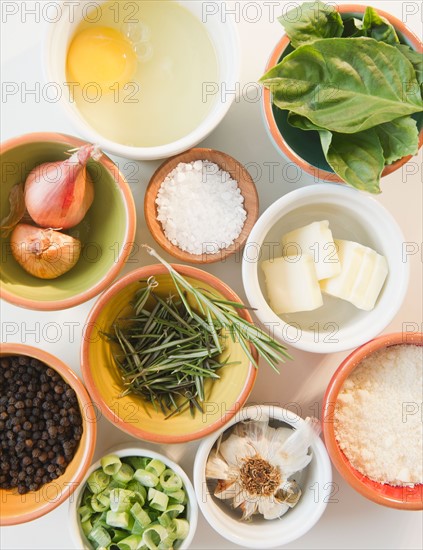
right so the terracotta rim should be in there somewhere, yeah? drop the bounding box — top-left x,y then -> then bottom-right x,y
81,264 -> 259,443
0,132 -> 136,311
322,332 -> 423,510
144,148 -> 259,264
262,5 -> 423,182
0,343 -> 97,526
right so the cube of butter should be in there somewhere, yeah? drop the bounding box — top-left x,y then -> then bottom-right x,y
281,220 -> 341,280
320,240 -> 388,311
261,255 -> 323,314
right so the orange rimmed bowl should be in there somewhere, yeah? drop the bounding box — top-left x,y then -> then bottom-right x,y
0,344 -> 97,526
81,265 -> 258,444
0,132 -> 136,310
322,332 -> 423,510
262,5 -> 423,184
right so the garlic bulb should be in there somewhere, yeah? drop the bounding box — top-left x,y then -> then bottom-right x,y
206,416 -> 319,520
10,224 -> 81,279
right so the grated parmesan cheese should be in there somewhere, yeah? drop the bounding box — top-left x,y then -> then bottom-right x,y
334,344 -> 423,486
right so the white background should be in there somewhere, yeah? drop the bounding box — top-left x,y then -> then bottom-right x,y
1,1 -> 422,549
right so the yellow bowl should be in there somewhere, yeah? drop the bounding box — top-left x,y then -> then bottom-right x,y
81,264 -> 258,443
0,344 -> 97,526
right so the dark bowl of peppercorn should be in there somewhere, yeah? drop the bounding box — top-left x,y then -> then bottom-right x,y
0,343 -> 97,525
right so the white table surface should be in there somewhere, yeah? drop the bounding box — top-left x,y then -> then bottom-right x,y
1,1 -> 422,548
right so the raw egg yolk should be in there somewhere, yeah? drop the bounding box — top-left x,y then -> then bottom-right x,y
67,26 -> 137,93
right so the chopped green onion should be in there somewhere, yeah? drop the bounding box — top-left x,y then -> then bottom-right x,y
146,459 -> 166,477
88,525 -> 111,548
148,488 -> 168,512
91,494 -> 109,513
110,488 -> 133,512
126,480 -> 147,506
78,504 -> 93,523
130,502 -> 152,528
113,463 -> 134,484
167,489 -> 186,504
172,518 -> 189,540
159,470 -> 182,493
87,470 -> 110,494
81,519 -> 92,536
134,469 -> 159,488
142,525 -> 169,550
164,505 -> 184,519
106,511 -> 131,530
79,454 -> 189,550
117,534 -> 143,550
101,454 -> 122,476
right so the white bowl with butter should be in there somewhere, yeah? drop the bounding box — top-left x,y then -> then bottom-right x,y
242,184 -> 409,353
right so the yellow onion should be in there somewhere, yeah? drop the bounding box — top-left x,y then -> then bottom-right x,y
24,144 -> 101,229
10,224 -> 81,279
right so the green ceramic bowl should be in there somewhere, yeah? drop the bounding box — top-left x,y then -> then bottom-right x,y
262,5 -> 423,182
0,132 -> 136,310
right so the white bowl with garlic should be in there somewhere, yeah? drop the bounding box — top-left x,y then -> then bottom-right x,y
193,405 -> 332,549
242,184 -> 409,353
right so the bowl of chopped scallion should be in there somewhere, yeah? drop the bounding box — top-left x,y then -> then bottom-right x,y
69,446 -> 198,550
81,247 -> 291,444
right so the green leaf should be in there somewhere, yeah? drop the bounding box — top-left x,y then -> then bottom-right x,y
288,113 -> 385,193
362,7 -> 399,45
260,38 -> 423,134
342,17 -> 365,38
395,44 -> 423,88
320,128 -> 385,193
375,116 -> 419,164
279,1 -> 343,48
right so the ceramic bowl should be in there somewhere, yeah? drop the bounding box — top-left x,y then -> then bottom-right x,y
144,148 -> 259,264
242,184 -> 409,353
45,1 -> 240,160
262,4 -> 423,183
69,444 -> 198,549
81,265 -> 258,443
0,344 -> 97,526
193,404 -> 332,549
322,332 -> 423,510
0,132 -> 136,310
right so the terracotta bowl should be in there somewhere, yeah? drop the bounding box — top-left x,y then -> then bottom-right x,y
322,332 -> 423,510
81,264 -> 258,444
0,132 -> 136,310
262,5 -> 423,183
0,344 -> 97,526
144,148 -> 259,264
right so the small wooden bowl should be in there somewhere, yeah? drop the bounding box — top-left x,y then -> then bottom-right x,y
144,148 -> 259,264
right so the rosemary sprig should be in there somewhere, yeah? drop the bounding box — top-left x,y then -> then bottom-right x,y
142,245 -> 292,371
105,278 -> 230,417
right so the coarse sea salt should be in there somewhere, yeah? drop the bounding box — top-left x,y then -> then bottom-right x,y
156,160 -> 247,255
334,344 -> 423,486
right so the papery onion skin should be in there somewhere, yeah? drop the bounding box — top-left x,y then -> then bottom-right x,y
24,144 -> 100,230
10,223 -> 81,279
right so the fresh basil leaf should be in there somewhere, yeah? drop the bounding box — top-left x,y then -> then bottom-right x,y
362,7 -> 399,45
342,17 -> 365,38
375,116 -> 419,164
395,44 -> 423,88
288,113 -> 384,193
287,112 -> 325,132
279,1 -> 343,48
320,129 -> 385,194
260,38 -> 423,134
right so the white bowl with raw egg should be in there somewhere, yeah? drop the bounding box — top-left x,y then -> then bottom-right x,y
45,0 -> 240,160
242,184 -> 409,354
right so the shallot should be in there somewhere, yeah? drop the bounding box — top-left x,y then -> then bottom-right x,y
10,223 -> 81,279
24,144 -> 101,229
